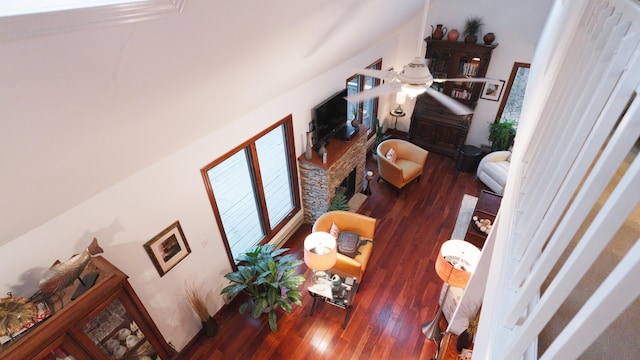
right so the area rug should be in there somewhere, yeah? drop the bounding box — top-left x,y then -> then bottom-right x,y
348,193 -> 368,213
451,194 -> 478,240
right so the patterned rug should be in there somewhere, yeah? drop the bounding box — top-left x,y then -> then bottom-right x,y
451,194 -> 478,240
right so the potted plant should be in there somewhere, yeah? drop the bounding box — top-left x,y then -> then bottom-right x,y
456,310 -> 480,351
220,244 -> 305,332
463,16 -> 484,43
488,120 -> 516,151
185,280 -> 218,337
371,116 -> 385,160
329,192 -> 350,211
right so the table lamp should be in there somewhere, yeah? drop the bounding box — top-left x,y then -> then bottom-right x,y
304,232 -> 338,283
422,240 -> 481,343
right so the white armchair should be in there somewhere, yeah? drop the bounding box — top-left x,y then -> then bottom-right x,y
477,151 -> 511,195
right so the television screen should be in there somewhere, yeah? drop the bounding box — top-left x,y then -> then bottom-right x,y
312,89 -> 348,148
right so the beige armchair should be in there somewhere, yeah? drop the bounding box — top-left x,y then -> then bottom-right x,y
477,151 -> 511,195
312,210 -> 377,281
376,139 -> 429,193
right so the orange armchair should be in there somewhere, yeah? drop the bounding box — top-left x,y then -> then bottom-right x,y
312,210 -> 377,282
377,139 -> 429,192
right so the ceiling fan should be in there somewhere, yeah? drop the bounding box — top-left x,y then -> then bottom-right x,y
345,0 -> 492,116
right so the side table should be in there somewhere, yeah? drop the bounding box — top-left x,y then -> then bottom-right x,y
465,190 -> 502,248
308,276 -> 358,329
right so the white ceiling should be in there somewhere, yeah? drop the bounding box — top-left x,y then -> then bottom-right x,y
0,0 -> 424,244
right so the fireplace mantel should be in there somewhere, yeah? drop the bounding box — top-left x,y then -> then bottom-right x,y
298,125 -> 368,224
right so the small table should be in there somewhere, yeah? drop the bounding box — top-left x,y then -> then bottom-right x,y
465,190 -> 502,248
308,275 -> 358,329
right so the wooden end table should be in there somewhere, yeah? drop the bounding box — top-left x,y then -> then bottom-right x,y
465,190 -> 502,248
308,275 -> 358,329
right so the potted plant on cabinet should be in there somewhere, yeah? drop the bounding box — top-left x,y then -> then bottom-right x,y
488,120 -> 516,151
220,244 -> 305,332
463,16 -> 484,44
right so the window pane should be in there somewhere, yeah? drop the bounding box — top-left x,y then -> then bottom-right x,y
207,149 -> 264,260
255,125 -> 294,228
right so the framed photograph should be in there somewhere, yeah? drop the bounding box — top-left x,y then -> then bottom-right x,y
480,79 -> 505,101
144,220 -> 191,277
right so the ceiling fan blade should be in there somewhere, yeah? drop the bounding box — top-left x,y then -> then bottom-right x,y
425,88 -> 474,115
345,82 -> 401,103
433,77 -> 498,83
352,68 -> 397,81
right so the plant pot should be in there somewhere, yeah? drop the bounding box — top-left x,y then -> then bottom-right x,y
202,316 -> 218,337
464,35 -> 478,44
483,32 -> 495,45
456,329 -> 474,352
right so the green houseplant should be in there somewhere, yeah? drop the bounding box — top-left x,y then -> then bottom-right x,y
220,244 -> 305,332
372,116 -> 385,160
463,16 -> 484,43
488,120 -> 516,151
329,192 -> 350,211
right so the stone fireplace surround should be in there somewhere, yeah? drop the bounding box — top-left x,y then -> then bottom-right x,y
298,125 -> 368,224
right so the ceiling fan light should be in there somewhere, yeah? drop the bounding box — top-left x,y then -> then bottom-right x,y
401,84 -> 427,98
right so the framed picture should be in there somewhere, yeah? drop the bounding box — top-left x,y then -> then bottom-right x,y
480,79 -> 505,101
144,220 -> 191,277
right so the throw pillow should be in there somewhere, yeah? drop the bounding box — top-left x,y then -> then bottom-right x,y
386,147 -> 397,163
330,222 -> 341,239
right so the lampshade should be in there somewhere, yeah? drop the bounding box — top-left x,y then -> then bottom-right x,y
304,232 -> 337,271
434,240 -> 481,289
395,92 -> 407,105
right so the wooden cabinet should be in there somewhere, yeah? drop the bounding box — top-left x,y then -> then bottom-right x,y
409,40 -> 496,157
409,95 -> 473,157
0,256 -> 175,360
425,39 -> 496,108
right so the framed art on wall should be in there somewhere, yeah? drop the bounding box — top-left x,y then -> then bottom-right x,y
144,220 -> 191,276
480,79 -> 505,101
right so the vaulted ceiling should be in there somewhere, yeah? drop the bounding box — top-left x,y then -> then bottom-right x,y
0,0 -> 424,244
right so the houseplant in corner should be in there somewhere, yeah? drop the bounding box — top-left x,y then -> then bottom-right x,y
488,120 -> 516,151
220,244 -> 305,332
185,280 -> 218,337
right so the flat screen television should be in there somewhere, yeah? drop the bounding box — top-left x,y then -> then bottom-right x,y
312,88 -> 358,149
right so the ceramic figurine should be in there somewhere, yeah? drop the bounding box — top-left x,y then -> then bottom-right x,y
39,237 -> 104,294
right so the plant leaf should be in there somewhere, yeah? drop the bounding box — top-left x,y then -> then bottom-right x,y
268,310 -> 278,332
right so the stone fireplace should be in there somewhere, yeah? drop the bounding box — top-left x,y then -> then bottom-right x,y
298,127 -> 367,224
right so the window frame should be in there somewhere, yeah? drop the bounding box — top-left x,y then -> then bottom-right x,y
200,115 -> 301,269
346,58 -> 382,137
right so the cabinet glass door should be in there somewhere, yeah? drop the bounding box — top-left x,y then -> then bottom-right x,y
34,335 -> 89,360
81,299 -> 159,360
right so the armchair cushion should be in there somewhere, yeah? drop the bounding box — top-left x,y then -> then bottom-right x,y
477,151 -> 511,195
312,210 -> 377,281
377,139 -> 429,191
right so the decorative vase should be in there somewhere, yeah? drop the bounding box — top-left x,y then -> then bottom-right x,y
483,32 -> 496,45
464,35 -> 478,44
431,24 -> 447,40
456,329 -> 474,352
305,132 -> 313,160
447,29 -> 460,42
202,316 -> 218,337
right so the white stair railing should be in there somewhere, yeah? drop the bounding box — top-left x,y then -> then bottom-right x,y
470,0 -> 640,358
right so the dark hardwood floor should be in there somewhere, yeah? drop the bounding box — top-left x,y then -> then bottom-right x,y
178,151 -> 485,360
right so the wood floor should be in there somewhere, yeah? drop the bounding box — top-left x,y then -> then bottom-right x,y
178,151 -> 485,360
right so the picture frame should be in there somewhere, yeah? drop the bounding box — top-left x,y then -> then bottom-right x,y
480,79 -> 505,101
144,220 -> 191,277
